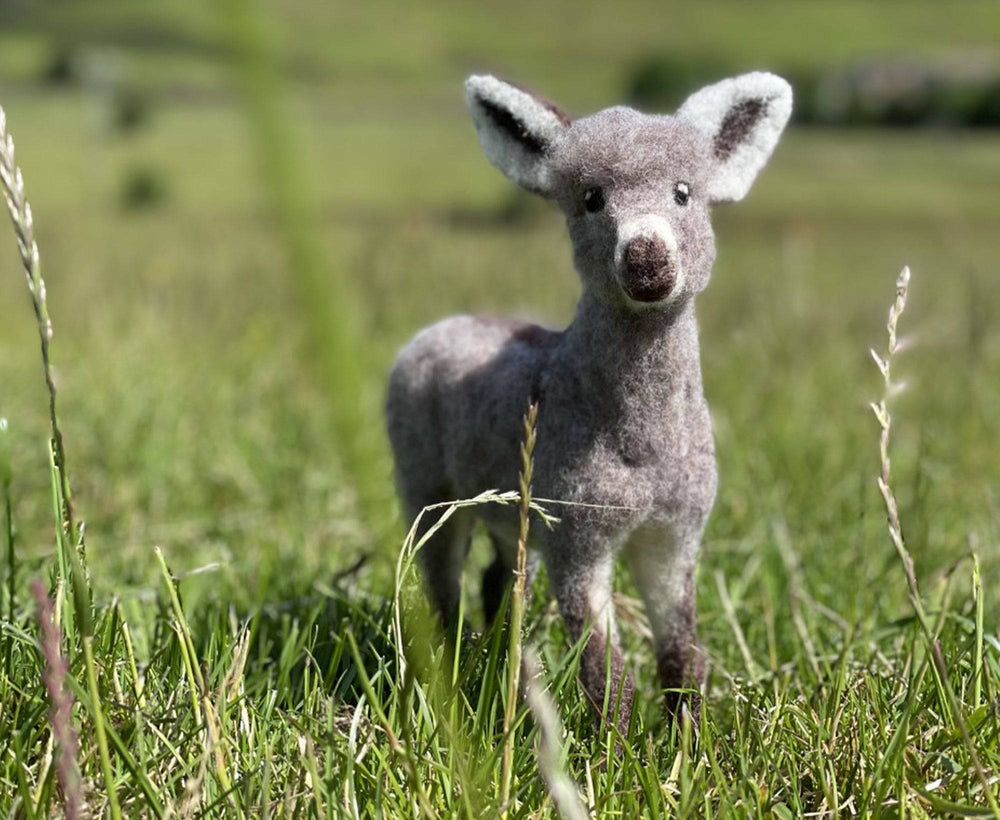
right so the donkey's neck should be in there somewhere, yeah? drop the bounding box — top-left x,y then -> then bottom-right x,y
556,291 -> 704,416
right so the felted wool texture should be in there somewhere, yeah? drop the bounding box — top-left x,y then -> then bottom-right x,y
386,72 -> 792,726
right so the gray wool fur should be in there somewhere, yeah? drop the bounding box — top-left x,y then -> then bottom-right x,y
386,72 -> 792,729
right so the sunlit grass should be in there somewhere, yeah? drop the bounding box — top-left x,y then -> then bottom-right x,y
2,1 -> 1000,815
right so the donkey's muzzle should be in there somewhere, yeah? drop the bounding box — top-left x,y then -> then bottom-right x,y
621,235 -> 675,303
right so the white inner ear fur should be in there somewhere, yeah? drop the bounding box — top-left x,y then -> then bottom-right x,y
465,74 -> 568,194
677,71 -> 792,203
614,214 -> 685,308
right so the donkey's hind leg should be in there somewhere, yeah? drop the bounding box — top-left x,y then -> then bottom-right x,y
408,497 -> 474,628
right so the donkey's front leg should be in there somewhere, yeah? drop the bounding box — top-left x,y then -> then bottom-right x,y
625,525 -> 705,722
546,549 -> 634,735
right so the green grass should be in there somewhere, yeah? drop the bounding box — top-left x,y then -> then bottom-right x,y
2,1 -> 1000,816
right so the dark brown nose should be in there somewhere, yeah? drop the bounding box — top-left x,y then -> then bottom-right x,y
622,235 -> 674,302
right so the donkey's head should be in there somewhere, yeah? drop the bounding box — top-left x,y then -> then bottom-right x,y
466,73 -> 792,310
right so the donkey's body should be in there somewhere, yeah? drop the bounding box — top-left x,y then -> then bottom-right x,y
387,73 -> 791,729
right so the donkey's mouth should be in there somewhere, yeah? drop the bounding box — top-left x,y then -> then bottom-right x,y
621,274 -> 675,304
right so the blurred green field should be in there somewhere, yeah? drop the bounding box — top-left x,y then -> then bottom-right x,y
2,0 -> 999,601
2,1 -> 1000,816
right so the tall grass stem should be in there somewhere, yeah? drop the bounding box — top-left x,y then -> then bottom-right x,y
501,401 -> 538,811
0,106 -> 81,555
31,579 -> 82,820
83,635 -> 122,820
2,102 -> 120,817
1,417 -> 13,634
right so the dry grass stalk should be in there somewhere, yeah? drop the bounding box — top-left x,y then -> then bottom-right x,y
0,105 -> 80,552
31,578 -> 82,820
870,266 -> 999,817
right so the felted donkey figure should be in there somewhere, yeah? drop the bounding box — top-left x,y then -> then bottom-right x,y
386,72 -> 791,729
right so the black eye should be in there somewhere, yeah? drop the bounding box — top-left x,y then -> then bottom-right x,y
674,181 -> 690,206
584,187 -> 605,213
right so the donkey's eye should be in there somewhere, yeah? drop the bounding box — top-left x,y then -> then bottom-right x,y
674,181 -> 690,206
583,187 -> 605,213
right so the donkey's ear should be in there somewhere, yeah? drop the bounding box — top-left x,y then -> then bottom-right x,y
677,72 -> 792,203
465,75 -> 571,196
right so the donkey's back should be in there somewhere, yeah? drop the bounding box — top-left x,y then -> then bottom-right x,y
387,313 -> 558,517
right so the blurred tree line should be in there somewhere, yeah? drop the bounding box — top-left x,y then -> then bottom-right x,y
629,52 -> 1000,127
